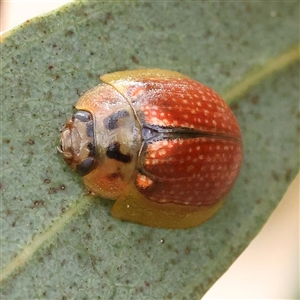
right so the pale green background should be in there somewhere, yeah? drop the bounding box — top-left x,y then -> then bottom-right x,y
1,1 -> 299,299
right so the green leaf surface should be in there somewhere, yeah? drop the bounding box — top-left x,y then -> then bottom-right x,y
1,1 -> 299,299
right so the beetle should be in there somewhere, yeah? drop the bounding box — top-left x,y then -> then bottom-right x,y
60,69 -> 242,228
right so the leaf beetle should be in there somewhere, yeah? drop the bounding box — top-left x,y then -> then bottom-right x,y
60,69 -> 242,228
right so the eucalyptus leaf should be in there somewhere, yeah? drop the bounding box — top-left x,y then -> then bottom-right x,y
1,1 -> 299,299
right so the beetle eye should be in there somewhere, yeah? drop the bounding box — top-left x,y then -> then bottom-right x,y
76,157 -> 96,176
73,111 -> 92,122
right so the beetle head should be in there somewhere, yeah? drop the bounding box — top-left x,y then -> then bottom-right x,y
60,111 -> 96,176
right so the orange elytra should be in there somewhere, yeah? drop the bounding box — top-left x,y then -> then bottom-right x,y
59,69 -> 242,228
